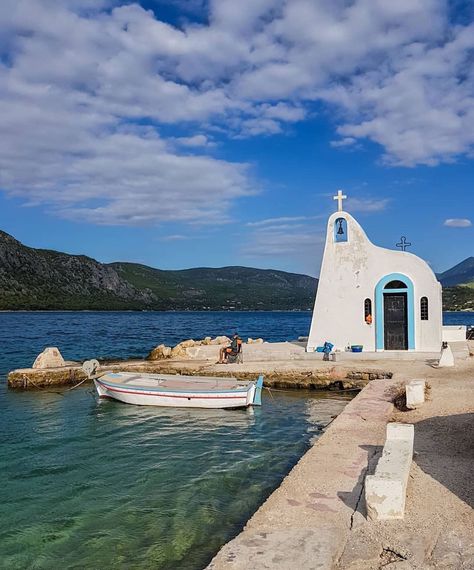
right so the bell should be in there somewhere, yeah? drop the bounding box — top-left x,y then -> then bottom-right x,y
337,220 -> 345,235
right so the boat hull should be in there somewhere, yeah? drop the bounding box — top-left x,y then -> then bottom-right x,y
94,375 -> 262,409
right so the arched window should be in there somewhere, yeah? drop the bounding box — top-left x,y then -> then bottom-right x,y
334,218 -> 348,242
420,297 -> 429,320
384,280 -> 407,289
364,298 -> 372,323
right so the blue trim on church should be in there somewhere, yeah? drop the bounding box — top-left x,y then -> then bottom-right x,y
375,273 -> 415,350
334,217 -> 348,242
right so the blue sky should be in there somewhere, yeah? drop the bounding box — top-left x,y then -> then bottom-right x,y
0,0 -> 473,276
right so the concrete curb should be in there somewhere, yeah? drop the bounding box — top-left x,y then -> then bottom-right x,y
365,423 -> 414,521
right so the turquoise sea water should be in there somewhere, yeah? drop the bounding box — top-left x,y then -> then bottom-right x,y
1,311 -> 350,570
1,311 -> 472,569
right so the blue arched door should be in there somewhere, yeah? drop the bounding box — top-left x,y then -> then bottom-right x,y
375,274 -> 415,350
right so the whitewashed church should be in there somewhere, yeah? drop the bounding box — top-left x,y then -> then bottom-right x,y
307,191 -> 443,353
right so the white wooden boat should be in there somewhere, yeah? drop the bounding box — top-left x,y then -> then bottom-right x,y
92,371 -> 264,409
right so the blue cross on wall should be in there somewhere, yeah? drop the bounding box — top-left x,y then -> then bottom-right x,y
396,236 -> 412,251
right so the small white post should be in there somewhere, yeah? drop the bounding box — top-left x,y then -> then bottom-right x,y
438,343 -> 454,367
406,379 -> 425,409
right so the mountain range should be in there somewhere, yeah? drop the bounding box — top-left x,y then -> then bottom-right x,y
0,231 -> 316,310
0,230 -> 472,311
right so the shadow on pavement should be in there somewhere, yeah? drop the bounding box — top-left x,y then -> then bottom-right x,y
337,444 -> 383,520
414,413 -> 473,508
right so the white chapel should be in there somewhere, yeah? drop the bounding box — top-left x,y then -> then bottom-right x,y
307,191 -> 443,353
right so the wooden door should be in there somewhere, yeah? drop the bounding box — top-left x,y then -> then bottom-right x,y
384,293 -> 408,350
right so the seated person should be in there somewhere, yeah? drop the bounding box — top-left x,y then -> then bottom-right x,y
218,333 -> 242,364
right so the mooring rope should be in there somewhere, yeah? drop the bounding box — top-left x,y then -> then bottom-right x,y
20,372 -> 101,394
264,386 -> 275,401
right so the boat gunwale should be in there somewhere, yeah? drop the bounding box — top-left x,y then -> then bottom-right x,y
96,376 -> 253,395
95,380 -> 250,400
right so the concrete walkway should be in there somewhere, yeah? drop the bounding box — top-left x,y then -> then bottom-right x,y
208,348 -> 474,570
208,378 -> 395,569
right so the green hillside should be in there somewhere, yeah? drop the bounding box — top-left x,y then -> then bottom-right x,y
110,263 -> 317,310
442,285 -> 474,312
0,230 -> 317,311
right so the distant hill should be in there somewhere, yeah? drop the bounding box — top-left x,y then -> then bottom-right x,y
437,257 -> 474,311
0,230 -> 317,310
111,263 -> 316,310
437,257 -> 474,286
0,230 -> 153,310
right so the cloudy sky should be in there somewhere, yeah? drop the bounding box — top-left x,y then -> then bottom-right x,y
0,0 -> 473,275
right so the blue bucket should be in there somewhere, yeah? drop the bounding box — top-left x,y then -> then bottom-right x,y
351,345 -> 363,353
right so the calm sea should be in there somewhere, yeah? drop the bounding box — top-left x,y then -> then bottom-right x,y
0,311 -> 471,569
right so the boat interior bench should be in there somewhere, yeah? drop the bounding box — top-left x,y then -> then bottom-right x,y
105,372 -> 245,391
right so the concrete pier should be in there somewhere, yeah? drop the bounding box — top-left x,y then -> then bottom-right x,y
207,378 -> 395,569
10,339 -> 470,390
7,357 -> 393,390
208,344 -> 474,570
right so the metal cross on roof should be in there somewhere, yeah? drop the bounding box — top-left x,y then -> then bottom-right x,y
333,189 -> 347,212
396,236 -> 412,251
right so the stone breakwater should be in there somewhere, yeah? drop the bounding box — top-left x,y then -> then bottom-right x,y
7,338 -> 393,390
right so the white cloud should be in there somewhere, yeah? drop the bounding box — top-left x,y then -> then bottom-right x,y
161,234 -> 188,241
246,215 -> 322,227
0,0 -> 473,227
345,198 -> 390,212
242,226 -> 323,257
174,134 -> 215,147
443,218 -> 472,228
330,137 -> 357,148
241,214 -> 325,276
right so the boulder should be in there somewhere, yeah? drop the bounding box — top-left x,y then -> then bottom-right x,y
32,347 -> 65,369
210,336 -> 230,345
171,344 -> 188,358
146,344 -> 172,360
201,337 -> 212,345
248,338 -> 264,344
179,339 -> 196,348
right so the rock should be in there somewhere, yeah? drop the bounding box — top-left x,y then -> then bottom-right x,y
170,344 -> 188,358
338,533 -> 382,569
146,344 -> 172,360
247,338 -> 254,344
254,338 -> 264,344
32,347 -> 65,369
179,339 -> 196,348
210,336 -> 230,345
201,337 -> 212,345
